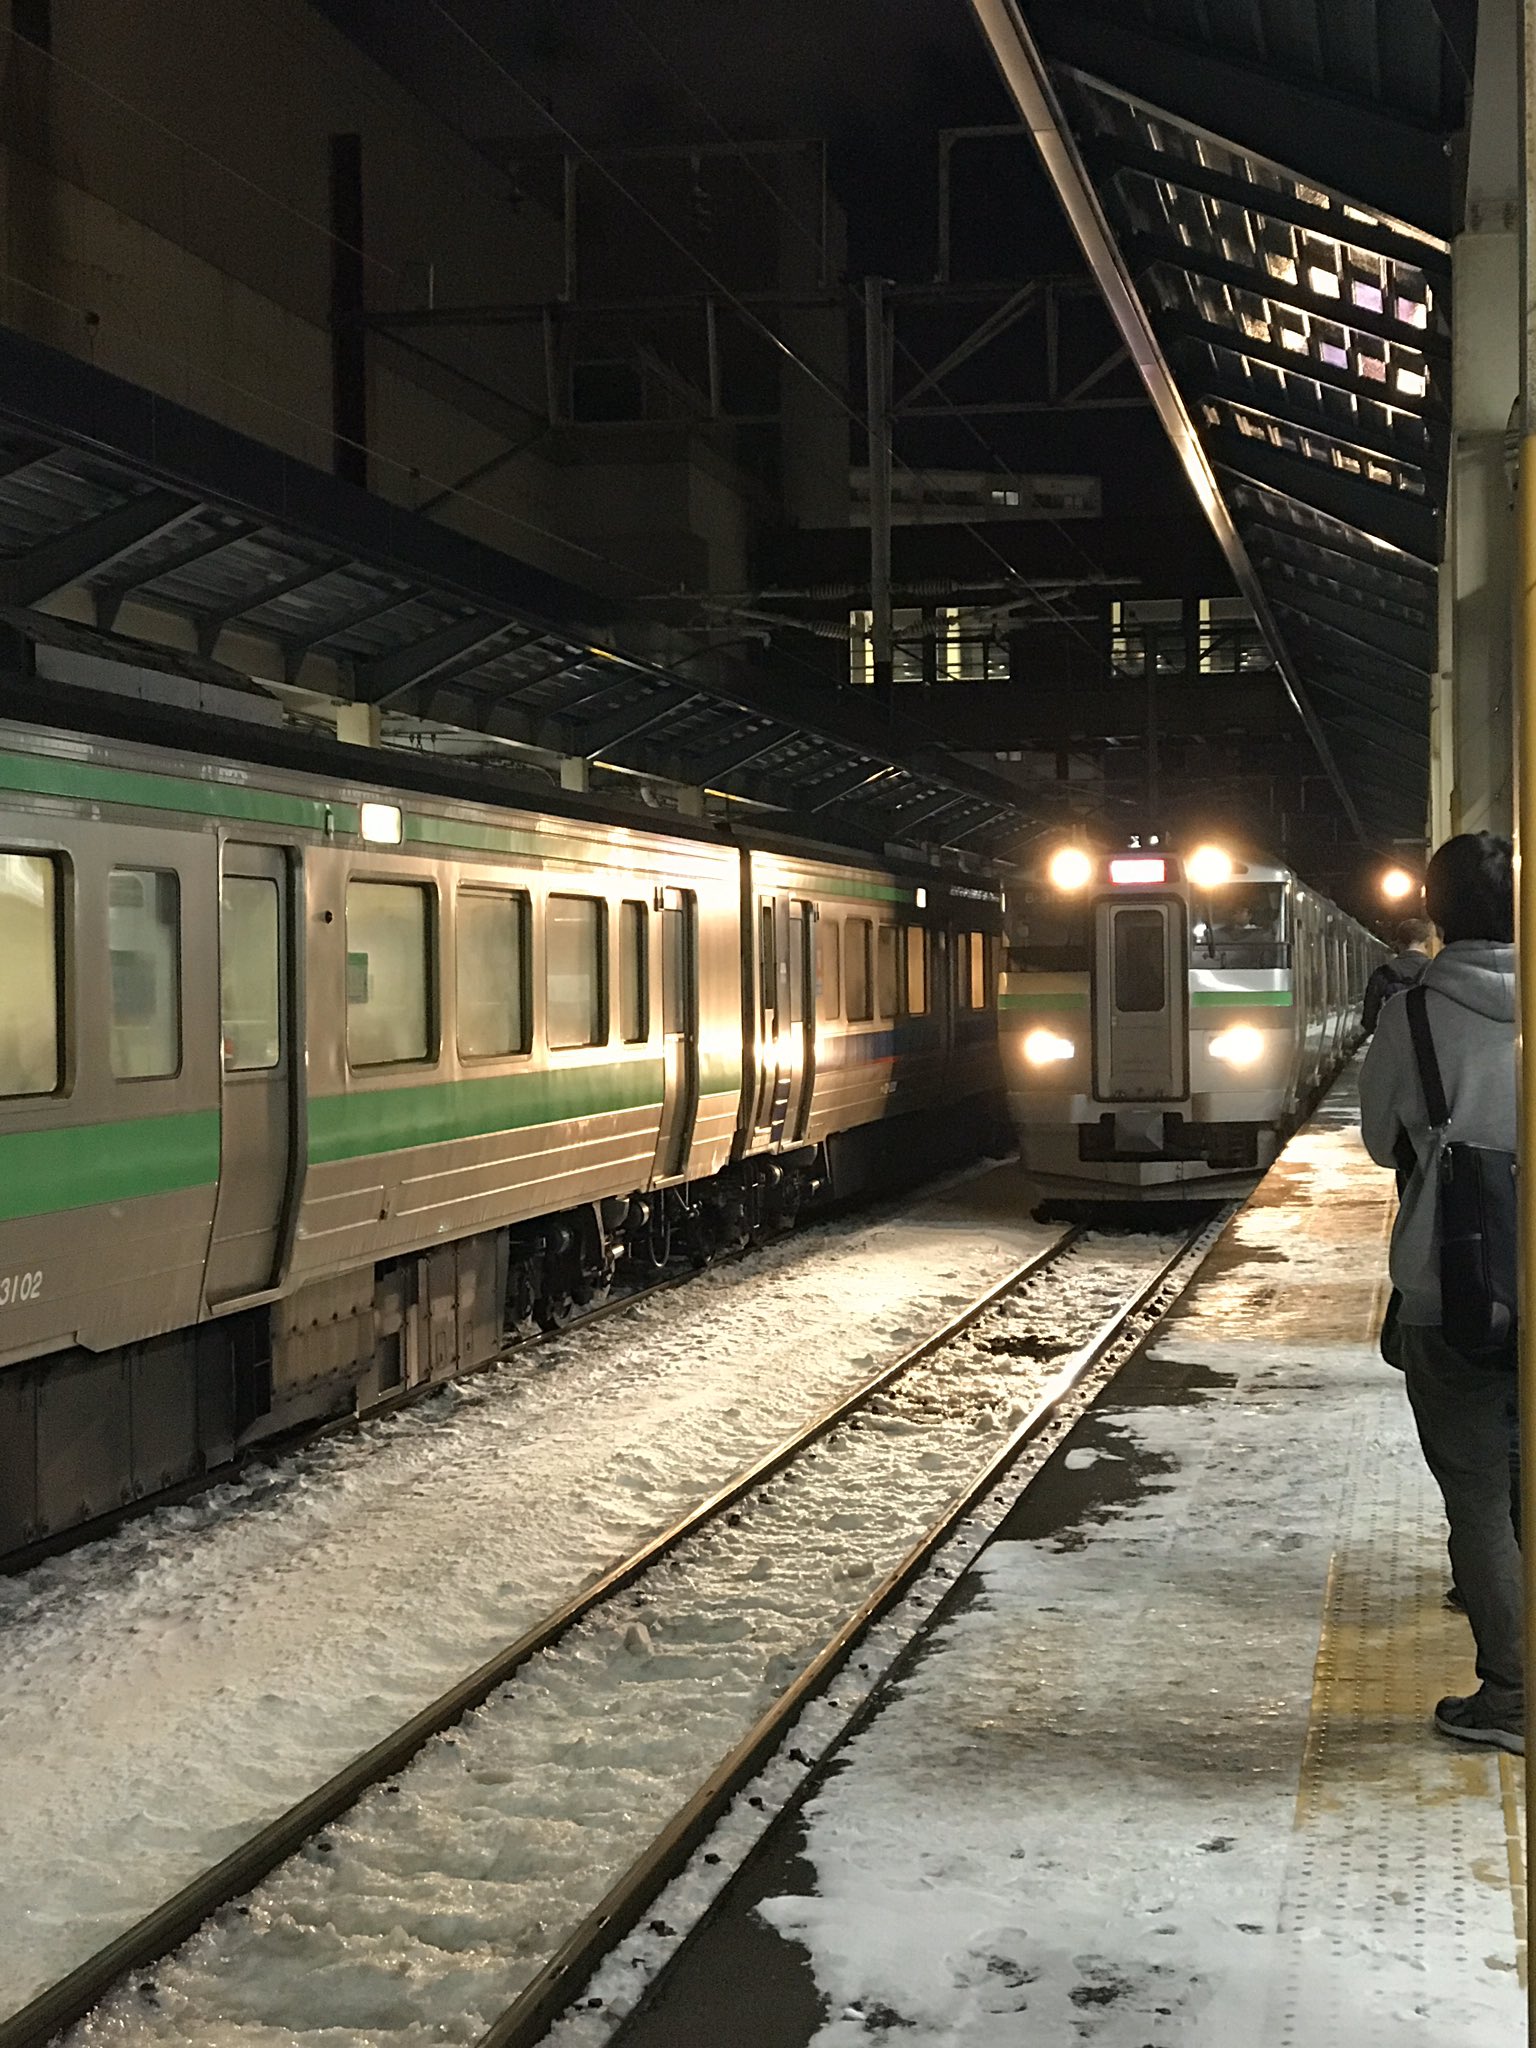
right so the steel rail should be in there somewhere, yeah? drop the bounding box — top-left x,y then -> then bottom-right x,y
475,1216 -> 1223,2048
0,1228 -> 1084,2048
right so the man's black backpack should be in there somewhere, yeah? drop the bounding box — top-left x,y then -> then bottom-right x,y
1404,983 -> 1518,1366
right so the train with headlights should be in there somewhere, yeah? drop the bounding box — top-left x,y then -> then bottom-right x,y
1002,841 -> 1383,1202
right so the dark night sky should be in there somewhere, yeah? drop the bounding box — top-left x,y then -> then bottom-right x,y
316,0 -> 1076,276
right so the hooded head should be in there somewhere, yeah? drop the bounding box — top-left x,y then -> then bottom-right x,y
1425,833 -> 1513,946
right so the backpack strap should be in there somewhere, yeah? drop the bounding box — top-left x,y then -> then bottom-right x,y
1405,982 -> 1451,1131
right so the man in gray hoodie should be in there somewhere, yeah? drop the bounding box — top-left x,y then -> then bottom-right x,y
1359,832 -> 1519,1754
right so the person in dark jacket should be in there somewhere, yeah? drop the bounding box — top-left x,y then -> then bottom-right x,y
1359,834 -> 1519,1754
1361,916 -> 1433,1033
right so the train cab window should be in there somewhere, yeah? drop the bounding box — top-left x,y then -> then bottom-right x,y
620,900 -> 649,1043
547,893 -> 607,1049
221,876 -> 281,1071
347,880 -> 433,1066
1006,893 -> 1091,972
845,917 -> 872,1022
904,926 -> 929,1016
458,889 -> 529,1059
0,852 -> 61,1096
108,868 -> 181,1079
1191,883 -> 1287,969
816,917 -> 841,1020
876,924 -> 900,1018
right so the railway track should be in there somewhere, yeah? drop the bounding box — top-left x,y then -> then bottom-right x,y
5,1212 -> 1231,2048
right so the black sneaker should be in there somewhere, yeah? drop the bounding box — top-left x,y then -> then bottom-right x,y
1445,1585 -> 1467,1613
1434,1692 -> 1524,1755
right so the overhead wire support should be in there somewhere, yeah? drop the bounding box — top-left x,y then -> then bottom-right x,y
863,277 -> 896,699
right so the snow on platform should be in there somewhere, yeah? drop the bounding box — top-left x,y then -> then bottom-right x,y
620,1078 -> 1526,2048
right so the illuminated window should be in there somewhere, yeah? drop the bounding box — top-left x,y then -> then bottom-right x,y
1307,265 -> 1341,299
1395,297 -> 1428,330
1395,366 -> 1428,399
1351,279 -> 1384,314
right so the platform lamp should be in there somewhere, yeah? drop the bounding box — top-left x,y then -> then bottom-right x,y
1518,0 -> 1536,2008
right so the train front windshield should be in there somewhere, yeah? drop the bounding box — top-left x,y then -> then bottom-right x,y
1190,884 -> 1287,969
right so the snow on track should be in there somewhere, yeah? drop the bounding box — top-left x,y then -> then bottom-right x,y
68,1232 -> 1184,2047
0,1165 -> 1055,2014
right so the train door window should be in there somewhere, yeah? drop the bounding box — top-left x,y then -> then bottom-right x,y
108,867 -> 181,1078
1113,909 -> 1166,1013
759,904 -> 777,1019
458,888 -> 529,1059
547,893 -> 607,1049
816,917 -> 841,1020
220,875 -> 281,1071
347,880 -> 433,1066
0,852 -> 61,1096
620,900 -> 649,1042
788,912 -> 806,1023
904,926 -> 929,1016
876,924 -> 900,1017
845,917 -> 872,1021
969,931 -> 992,1009
662,904 -> 693,1034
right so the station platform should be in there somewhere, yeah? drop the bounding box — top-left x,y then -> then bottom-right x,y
617,1078 -> 1527,2046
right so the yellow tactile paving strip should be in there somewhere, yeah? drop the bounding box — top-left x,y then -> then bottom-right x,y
1246,1100 -> 1527,2041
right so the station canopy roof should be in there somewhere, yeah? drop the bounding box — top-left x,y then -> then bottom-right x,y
976,0 -> 1457,848
0,330 -> 1033,868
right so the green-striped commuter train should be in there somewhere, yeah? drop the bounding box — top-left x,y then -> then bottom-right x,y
0,714 -> 1005,1563
1001,839 -> 1385,1200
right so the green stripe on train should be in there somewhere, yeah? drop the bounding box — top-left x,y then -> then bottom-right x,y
998,990 -> 1087,1010
0,749 -> 359,833
306,1054 -> 745,1164
1190,989 -> 1294,1006
0,1109 -> 221,1222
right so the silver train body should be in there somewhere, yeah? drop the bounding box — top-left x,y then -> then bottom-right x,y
0,716 -> 1004,1560
1001,847 -> 1384,1199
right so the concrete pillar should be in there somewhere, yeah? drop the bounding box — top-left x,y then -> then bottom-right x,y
334,700 -> 381,747
1439,0 -> 1519,840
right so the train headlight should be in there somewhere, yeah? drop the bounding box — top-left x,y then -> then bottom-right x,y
1380,866 -> 1417,902
1048,845 -> 1093,892
1209,1025 -> 1265,1068
1023,1028 -> 1076,1066
1186,843 -> 1233,889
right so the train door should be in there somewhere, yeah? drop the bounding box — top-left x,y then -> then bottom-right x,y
1092,894 -> 1188,1101
205,843 -> 298,1306
653,887 -> 699,1180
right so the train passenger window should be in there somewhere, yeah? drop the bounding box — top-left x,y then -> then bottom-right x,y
845,918 -> 872,1021
876,924 -> 900,1018
760,904 -> 777,1018
547,893 -> 607,1049
458,889 -> 529,1059
109,868 -> 181,1079
0,852 -> 60,1096
221,876 -> 281,1070
620,901 -> 649,1042
1113,908 -> 1166,1014
816,918 -> 841,1020
347,880 -> 433,1066
788,914 -> 806,1024
904,926 -> 928,1016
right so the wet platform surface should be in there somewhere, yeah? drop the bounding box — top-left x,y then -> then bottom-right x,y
615,1077 -> 1526,2047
